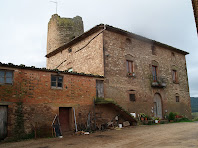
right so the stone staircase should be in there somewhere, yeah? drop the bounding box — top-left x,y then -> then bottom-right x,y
95,98 -> 137,125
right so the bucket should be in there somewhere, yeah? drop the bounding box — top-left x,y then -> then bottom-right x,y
119,124 -> 122,128
155,120 -> 158,124
130,113 -> 136,118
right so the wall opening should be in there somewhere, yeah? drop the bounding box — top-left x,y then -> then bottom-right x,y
153,93 -> 163,119
0,105 -> 8,140
59,107 -> 72,134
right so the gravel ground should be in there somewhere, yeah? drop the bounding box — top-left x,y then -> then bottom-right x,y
1,122 -> 198,148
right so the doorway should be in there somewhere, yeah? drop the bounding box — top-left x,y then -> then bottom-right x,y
59,107 -> 71,133
0,105 -> 8,140
154,93 -> 163,119
96,80 -> 104,98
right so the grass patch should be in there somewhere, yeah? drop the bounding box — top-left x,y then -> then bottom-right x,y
174,117 -> 193,123
193,118 -> 198,121
94,98 -> 114,104
192,112 -> 198,118
192,112 -> 198,121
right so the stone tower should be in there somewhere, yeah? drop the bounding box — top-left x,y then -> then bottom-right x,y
47,14 -> 84,54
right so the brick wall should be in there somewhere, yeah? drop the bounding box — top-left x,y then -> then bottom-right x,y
0,66 -> 98,137
47,30 -> 104,76
103,30 -> 191,118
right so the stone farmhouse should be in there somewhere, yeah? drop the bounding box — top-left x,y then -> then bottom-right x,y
46,14 -> 191,119
0,14 -> 191,140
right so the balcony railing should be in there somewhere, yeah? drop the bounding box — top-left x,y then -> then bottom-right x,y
151,76 -> 167,88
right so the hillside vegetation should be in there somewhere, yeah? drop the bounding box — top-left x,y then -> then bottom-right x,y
191,97 -> 198,112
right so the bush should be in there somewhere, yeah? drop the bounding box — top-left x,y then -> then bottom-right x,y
168,112 -> 175,121
193,118 -> 198,121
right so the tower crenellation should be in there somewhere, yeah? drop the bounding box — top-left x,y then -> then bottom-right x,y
46,14 -> 84,54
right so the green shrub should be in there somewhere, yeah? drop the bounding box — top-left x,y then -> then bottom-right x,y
168,112 -> 175,121
193,118 -> 198,121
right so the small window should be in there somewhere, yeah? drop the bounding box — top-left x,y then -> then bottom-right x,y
0,70 -> 13,84
176,96 -> 179,102
172,70 -> 178,83
126,60 -> 134,74
129,94 -> 135,102
171,52 -> 176,60
68,48 -> 72,53
68,68 -> 73,72
126,38 -> 132,44
51,75 -> 63,88
152,45 -> 156,55
152,65 -> 157,82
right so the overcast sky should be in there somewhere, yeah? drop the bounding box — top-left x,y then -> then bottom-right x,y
0,0 -> 197,97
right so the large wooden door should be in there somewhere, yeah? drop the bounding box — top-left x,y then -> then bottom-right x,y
96,80 -> 104,98
0,106 -> 8,140
154,93 -> 162,118
59,107 -> 70,133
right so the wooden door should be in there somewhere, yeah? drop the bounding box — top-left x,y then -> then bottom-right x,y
59,107 -> 70,133
0,106 -> 8,140
154,93 -> 162,118
96,80 -> 104,98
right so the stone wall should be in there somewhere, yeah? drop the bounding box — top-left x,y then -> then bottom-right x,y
47,30 -> 104,76
47,14 -> 84,54
0,66 -> 98,137
103,30 -> 191,118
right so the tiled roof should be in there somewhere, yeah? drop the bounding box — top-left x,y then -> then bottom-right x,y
0,62 -> 103,78
46,24 -> 189,58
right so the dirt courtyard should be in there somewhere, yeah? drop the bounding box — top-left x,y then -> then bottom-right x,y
1,122 -> 198,148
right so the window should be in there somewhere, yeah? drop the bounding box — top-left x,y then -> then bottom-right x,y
152,65 -> 157,82
126,60 -> 134,74
68,48 -> 72,53
152,45 -> 156,55
0,70 -> 13,84
129,94 -> 135,102
172,70 -> 178,83
51,75 -> 63,88
176,96 -> 179,102
171,52 -> 176,60
126,38 -> 132,44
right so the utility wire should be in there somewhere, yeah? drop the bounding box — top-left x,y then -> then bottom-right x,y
55,24 -> 106,69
